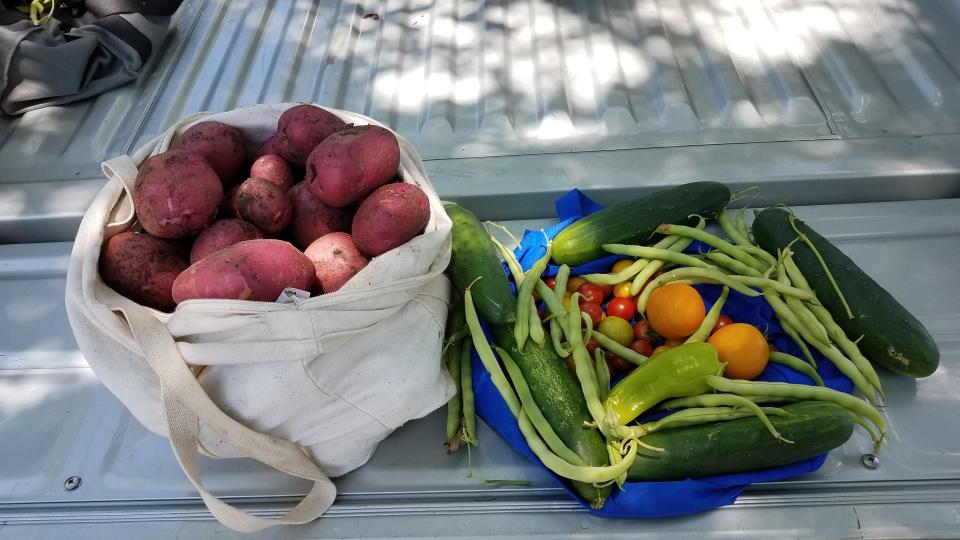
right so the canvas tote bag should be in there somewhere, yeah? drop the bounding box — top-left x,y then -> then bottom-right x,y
65,104 -> 455,532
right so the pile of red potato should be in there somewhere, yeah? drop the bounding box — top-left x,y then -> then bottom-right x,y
100,105 -> 431,312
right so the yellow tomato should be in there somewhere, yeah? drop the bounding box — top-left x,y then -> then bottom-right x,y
613,281 -> 633,298
611,259 -> 635,274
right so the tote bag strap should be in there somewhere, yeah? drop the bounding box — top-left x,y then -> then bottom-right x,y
119,306 -> 336,532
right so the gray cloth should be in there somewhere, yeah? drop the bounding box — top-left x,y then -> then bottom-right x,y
0,6 -> 175,116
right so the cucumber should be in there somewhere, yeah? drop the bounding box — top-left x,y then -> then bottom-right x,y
626,401 -> 853,481
445,203 -> 516,325
752,208 -> 939,378
492,324 -> 612,508
551,182 -> 731,266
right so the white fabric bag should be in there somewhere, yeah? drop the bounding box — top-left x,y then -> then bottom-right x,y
64,104 -> 455,532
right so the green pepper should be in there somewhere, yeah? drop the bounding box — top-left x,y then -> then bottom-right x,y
605,343 -> 721,425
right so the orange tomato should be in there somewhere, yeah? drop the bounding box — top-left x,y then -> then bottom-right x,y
645,283 -> 706,339
708,323 -> 770,380
613,281 -> 633,298
567,276 -> 587,293
611,259 -> 635,274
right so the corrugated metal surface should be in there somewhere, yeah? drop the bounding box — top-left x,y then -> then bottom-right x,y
2,198 -> 960,538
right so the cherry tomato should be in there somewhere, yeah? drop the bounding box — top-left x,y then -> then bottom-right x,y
768,343 -> 779,353
611,259 -> 634,274
711,314 -> 733,335
633,319 -> 651,340
597,316 -> 634,347
652,344 -> 673,356
567,276 -> 587,293
613,281 -> 633,298
532,289 -> 541,302
665,338 -> 684,347
605,353 -> 634,376
544,277 -> 557,290
580,301 -> 603,326
585,338 -> 600,356
629,338 -> 653,357
600,284 -> 614,300
606,297 -> 636,321
538,305 -> 548,321
577,283 -> 604,305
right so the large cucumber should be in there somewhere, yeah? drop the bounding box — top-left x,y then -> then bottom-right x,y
444,203 -> 516,325
492,324 -> 612,508
752,208 -> 939,378
551,182 -> 731,266
627,401 -> 853,481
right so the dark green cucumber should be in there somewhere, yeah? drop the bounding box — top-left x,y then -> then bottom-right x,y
753,208 -> 939,378
627,401 -> 853,481
492,324 -> 611,508
551,181 -> 731,266
445,203 -> 516,325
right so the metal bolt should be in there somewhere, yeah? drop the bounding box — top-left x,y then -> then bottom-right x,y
861,454 -> 879,470
63,476 -> 82,491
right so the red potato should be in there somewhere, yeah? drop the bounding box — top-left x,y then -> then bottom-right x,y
287,182 -> 353,249
236,178 -> 293,235
304,232 -> 369,293
133,150 -> 223,239
249,154 -> 294,192
304,125 -> 400,208
172,239 -> 314,303
170,121 -> 247,186
254,135 -> 289,160
100,231 -> 188,312
190,219 -> 263,264
275,104 -> 348,166
219,185 -> 240,218
351,182 -> 429,256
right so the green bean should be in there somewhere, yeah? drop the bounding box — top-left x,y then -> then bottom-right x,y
445,339 -> 463,442
590,329 -> 648,366
735,208 -> 751,244
729,276 -> 816,300
686,286 -> 729,344
464,283 -> 522,417
583,236 -> 680,285
567,295 -> 611,433
658,393 -> 790,442
782,254 -> 883,395
776,262 -> 829,344
705,251 -> 763,277
740,245 -> 778,269
769,351 -> 824,386
764,288 -> 876,402
781,318 -> 816,368
594,348 -> 611,403
496,346 -> 585,466
514,244 -> 551,348
490,237 -> 544,346
459,338 -> 477,445
528,305 -> 545,346
549,317 -> 570,358
637,267 -> 760,314
849,412 -> 881,445
741,395 -> 799,405
656,224 -> 767,273
704,376 -> 886,442
623,407 -> 786,438
629,220 -> 705,296
554,265 -> 570,302
516,408 -> 638,484
719,209 -> 751,246
603,245 -> 720,272
788,214 -> 854,319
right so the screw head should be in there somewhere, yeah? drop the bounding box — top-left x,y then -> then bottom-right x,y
63,476 -> 82,491
861,454 -> 880,470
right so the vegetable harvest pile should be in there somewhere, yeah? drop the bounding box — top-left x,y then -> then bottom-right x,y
100,105 -> 431,310
441,182 -> 940,511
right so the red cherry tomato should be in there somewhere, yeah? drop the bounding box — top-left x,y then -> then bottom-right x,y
544,277 -> 557,290
629,338 -> 653,357
652,344 -> 673,356
606,297 -> 636,321
605,353 -> 634,376
711,314 -> 733,335
580,301 -> 603,326
633,319 -> 651,340
600,284 -> 614,300
585,338 -> 600,356
538,305 -> 548,321
577,283 -> 604,305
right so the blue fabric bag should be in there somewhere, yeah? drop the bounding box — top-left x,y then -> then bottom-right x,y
471,189 -> 854,518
